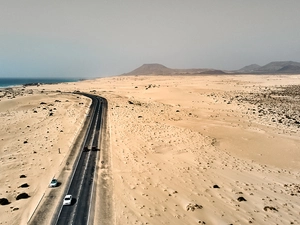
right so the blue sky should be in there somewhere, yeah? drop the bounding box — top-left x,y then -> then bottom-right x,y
0,0 -> 300,78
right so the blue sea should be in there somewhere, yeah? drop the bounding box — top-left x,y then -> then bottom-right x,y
0,77 -> 79,88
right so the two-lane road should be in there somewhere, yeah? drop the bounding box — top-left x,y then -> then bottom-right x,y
54,94 -> 104,225
29,93 -> 108,225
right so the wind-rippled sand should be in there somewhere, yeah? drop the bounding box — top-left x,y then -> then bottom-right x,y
1,75 -> 300,225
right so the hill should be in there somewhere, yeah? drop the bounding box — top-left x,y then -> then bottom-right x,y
125,64 -> 225,75
237,64 -> 261,73
125,64 -> 174,75
238,61 -> 300,74
277,65 -> 300,73
257,61 -> 300,73
125,61 -> 300,76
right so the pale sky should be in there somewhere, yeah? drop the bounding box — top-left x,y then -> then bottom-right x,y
0,0 -> 300,78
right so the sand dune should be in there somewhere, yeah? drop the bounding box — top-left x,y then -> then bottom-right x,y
1,75 -> 300,224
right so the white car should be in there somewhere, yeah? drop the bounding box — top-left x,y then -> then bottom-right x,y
63,194 -> 72,206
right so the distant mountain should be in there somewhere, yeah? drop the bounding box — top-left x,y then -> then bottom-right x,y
125,61 -> 300,76
200,70 -> 227,74
237,64 -> 261,73
125,64 -> 174,75
277,65 -> 300,73
238,61 -> 300,74
125,63 -> 225,75
257,61 -> 300,73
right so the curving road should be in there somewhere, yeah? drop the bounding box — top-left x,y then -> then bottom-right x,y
53,93 -> 106,225
28,93 -> 109,225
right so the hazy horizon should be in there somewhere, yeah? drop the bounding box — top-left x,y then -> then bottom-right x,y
0,0 -> 300,78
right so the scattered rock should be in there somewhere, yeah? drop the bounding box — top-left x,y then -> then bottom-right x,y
237,197 -> 247,202
186,203 -> 203,211
19,183 -> 29,188
264,206 -> 278,212
0,198 -> 10,205
16,193 -> 30,200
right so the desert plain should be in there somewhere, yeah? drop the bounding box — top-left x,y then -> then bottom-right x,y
1,74 -> 300,225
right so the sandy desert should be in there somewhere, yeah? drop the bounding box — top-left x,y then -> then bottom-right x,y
1,74 -> 300,225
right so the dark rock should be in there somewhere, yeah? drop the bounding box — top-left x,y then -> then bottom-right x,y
16,193 -> 30,200
237,197 -> 247,202
19,183 -> 29,188
264,206 -> 278,212
186,203 -> 203,211
0,198 -> 10,205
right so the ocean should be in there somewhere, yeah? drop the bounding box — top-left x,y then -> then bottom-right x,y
0,77 -> 79,88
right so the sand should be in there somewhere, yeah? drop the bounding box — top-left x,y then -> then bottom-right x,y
0,88 -> 91,224
1,75 -> 300,225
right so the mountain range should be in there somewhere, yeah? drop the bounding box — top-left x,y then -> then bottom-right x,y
237,61 -> 300,74
125,64 -> 226,75
125,61 -> 300,75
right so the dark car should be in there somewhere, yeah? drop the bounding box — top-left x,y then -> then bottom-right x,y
49,179 -> 58,187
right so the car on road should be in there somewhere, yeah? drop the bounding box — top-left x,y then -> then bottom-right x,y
63,194 -> 72,206
92,146 -> 98,151
49,179 -> 58,187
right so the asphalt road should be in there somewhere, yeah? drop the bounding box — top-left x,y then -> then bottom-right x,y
54,94 -> 104,225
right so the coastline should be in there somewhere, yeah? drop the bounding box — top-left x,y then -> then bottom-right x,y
0,77 -> 80,89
